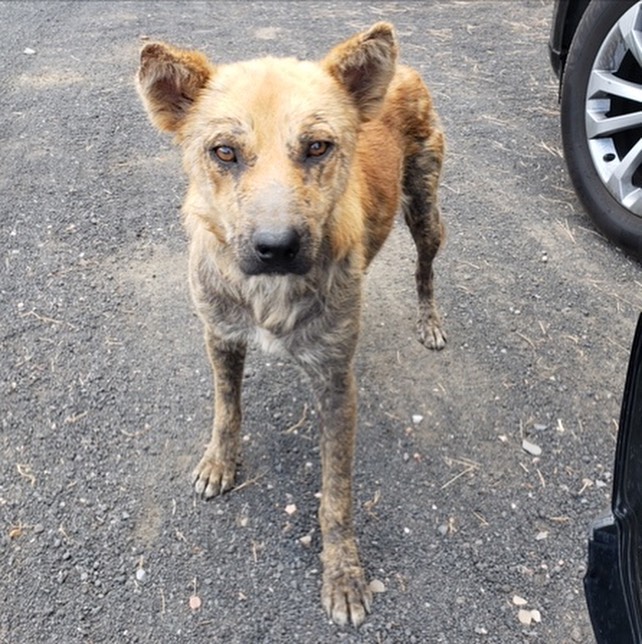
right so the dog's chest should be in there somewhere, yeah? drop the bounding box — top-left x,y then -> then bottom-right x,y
252,326 -> 288,354
192,247 -> 361,366
203,276 -> 325,354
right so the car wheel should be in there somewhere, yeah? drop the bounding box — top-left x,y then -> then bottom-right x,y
561,0 -> 642,260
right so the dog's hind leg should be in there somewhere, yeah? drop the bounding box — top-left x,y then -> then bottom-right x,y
193,330 -> 246,497
402,131 -> 447,350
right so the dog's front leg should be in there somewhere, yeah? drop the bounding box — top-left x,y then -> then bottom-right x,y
314,364 -> 371,627
193,329 -> 246,498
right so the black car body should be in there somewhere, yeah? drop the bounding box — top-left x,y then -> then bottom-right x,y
583,312 -> 642,643
549,0 -> 593,81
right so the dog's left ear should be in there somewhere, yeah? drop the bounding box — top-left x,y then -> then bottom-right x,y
323,22 -> 398,121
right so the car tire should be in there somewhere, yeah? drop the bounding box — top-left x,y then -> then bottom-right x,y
561,0 -> 642,260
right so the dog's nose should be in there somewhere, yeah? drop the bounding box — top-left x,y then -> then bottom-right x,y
252,228 -> 301,268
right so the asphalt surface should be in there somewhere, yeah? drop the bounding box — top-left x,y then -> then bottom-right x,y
2,1 -> 642,642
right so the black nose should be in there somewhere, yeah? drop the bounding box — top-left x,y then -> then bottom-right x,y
252,228 -> 301,268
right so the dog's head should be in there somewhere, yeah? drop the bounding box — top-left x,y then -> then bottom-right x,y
136,24 -> 398,276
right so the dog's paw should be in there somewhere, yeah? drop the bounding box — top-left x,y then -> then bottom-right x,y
192,454 -> 236,498
321,562 -> 372,627
417,315 -> 447,350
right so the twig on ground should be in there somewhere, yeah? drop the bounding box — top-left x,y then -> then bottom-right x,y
441,457 -> 479,490
16,464 -> 36,486
284,403 -> 308,434
233,470 -> 267,493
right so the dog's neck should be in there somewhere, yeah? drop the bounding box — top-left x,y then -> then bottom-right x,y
189,225 -> 362,346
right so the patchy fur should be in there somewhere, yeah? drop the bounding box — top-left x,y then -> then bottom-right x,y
137,22 -> 446,627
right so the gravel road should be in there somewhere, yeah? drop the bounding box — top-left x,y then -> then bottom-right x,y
2,1 -> 641,642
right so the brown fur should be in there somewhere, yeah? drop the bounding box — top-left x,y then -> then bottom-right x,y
137,22 -> 446,626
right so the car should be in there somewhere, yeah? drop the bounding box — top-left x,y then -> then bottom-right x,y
549,0 -> 642,260
582,312 -> 642,643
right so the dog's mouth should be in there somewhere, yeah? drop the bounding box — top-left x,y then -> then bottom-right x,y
241,258 -> 312,276
238,227 -> 313,276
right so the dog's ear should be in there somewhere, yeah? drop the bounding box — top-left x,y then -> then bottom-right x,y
136,42 -> 214,133
323,22 -> 398,121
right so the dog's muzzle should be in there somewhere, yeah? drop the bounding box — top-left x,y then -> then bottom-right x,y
240,227 -> 311,275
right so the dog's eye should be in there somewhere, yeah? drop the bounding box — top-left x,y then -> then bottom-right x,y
211,145 -> 237,164
306,141 -> 332,159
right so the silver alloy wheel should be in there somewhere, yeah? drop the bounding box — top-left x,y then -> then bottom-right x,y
587,2 -> 642,216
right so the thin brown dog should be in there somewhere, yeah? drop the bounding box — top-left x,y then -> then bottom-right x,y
136,22 -> 445,627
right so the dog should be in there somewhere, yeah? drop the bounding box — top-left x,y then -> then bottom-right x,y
136,22 -> 445,626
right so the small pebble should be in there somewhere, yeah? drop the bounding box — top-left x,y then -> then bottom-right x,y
522,439 -> 542,456
135,568 -> 147,582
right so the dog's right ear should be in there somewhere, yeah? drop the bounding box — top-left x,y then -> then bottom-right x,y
136,42 -> 214,133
